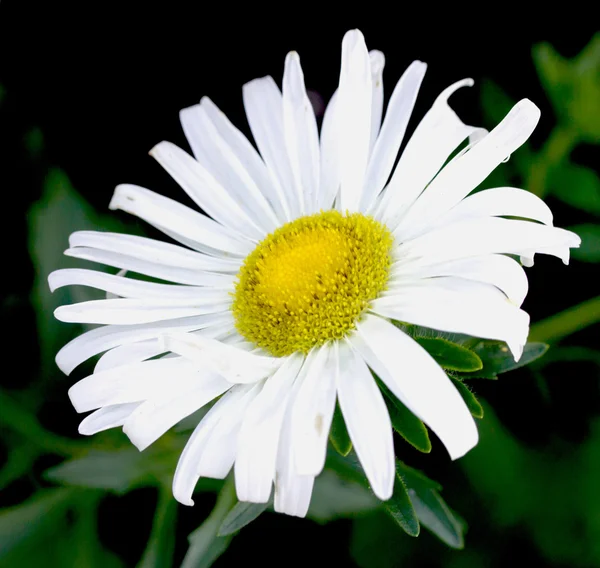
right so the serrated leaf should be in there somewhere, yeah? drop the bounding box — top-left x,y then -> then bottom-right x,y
218,501 -> 269,536
407,486 -> 465,549
329,401 -> 352,456
413,337 -> 483,372
568,224 -> 600,262
395,460 -> 464,548
551,162 -> 600,215
450,378 -> 484,418
395,460 -> 442,492
377,378 -> 431,453
383,471 -> 419,537
461,341 -> 549,379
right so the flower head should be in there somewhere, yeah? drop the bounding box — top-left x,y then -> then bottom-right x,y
50,29 -> 580,517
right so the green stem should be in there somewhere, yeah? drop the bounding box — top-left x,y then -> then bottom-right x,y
527,124 -> 578,198
529,295 -> 600,343
180,477 -> 237,568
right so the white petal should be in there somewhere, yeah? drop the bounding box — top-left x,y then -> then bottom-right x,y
67,230 -> 241,272
123,372 -> 232,451
368,50 -> 385,153
69,357 -> 212,413
290,346 -> 337,476
397,100 -> 541,238
399,217 -> 581,266
194,383 -> 261,478
317,91 -> 340,210
64,247 -> 236,287
163,332 -> 282,383
150,141 -> 264,240
109,184 -> 253,257
274,380 -> 315,517
94,320 -> 236,372
200,96 -> 290,225
360,60 -> 427,211
78,402 -> 141,435
54,297 -> 230,325
242,76 -> 297,220
336,341 -> 394,500
94,339 -> 165,372
173,384 -> 256,505
374,78 -> 479,227
49,269 -> 234,301
373,277 -> 529,359
437,186 -> 553,227
283,51 -> 320,215
56,312 -> 233,375
350,314 -> 478,460
179,103 -> 280,233
338,29 -> 372,212
235,353 -> 304,503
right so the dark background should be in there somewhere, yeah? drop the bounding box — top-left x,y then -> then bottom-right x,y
0,4 -> 598,567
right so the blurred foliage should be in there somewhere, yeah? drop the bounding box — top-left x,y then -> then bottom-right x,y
1,32 -> 599,568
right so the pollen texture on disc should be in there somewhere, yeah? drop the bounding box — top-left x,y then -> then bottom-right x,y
232,210 -> 393,356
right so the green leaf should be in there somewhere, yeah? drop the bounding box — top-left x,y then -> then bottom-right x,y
44,442 -> 198,493
395,460 -> 464,548
383,469 -> 419,537
551,162 -> 600,215
460,341 -> 549,379
0,489 -> 73,559
568,224 -> 600,262
329,401 -> 352,456
181,480 -> 236,568
450,378 -> 484,418
413,337 -> 483,372
533,36 -> 600,143
308,469 -> 378,523
408,486 -> 465,549
218,501 -> 269,536
378,378 -> 431,453
28,168 -> 133,377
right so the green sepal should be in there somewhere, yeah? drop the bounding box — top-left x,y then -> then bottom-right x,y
413,337 -> 483,372
329,402 -> 352,457
461,341 -> 549,379
377,378 -> 432,453
217,501 -> 269,537
450,378 -> 484,419
382,468 -> 420,537
397,460 -> 465,549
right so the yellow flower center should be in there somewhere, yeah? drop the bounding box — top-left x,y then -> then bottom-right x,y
232,210 -> 393,357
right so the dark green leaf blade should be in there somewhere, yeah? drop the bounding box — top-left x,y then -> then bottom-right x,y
329,401 -> 353,456
396,461 -> 465,548
450,378 -> 484,418
383,473 -> 420,537
413,337 -> 483,372
218,501 -> 269,536
551,162 -> 600,215
461,341 -> 549,379
377,379 -> 431,453
408,487 -> 465,549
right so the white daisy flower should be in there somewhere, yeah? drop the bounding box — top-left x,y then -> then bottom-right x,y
50,29 -> 580,517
